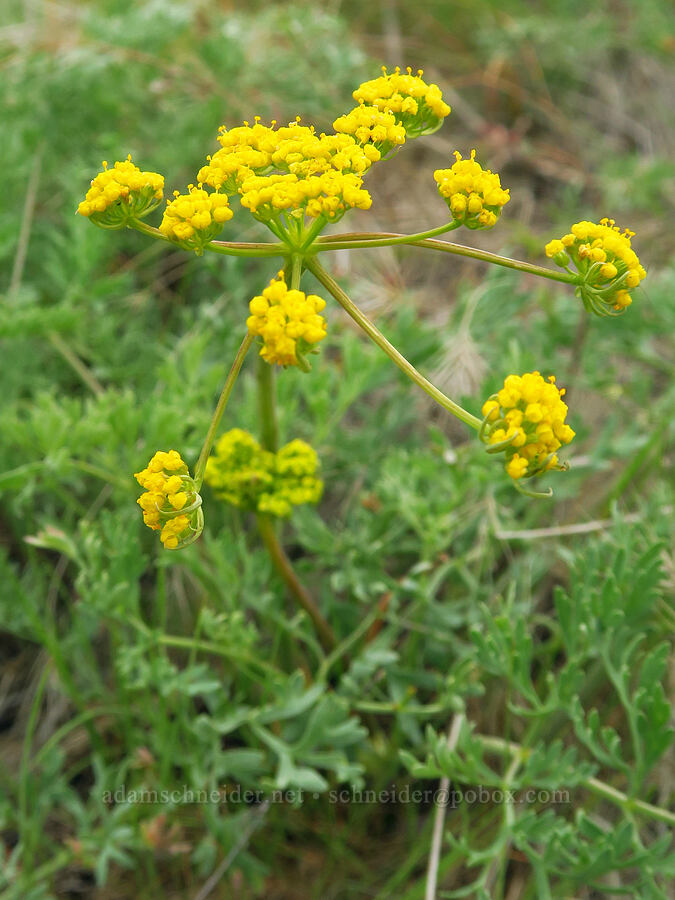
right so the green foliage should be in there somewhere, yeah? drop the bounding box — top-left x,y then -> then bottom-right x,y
402,526 -> 674,896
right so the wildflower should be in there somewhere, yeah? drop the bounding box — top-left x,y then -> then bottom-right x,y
217,117 -> 316,157
246,272 -> 327,368
197,146 -> 271,193
352,66 -> 451,137
199,124 -> 378,195
197,118 -> 377,246
204,429 -> 275,509
333,104 -> 406,157
77,156 -> 164,228
434,151 -> 510,229
239,171 -> 371,224
480,372 -> 575,482
258,440 -> 323,516
205,430 -> 323,517
270,132 -> 380,178
545,218 -> 646,315
159,186 -> 233,255
134,450 -> 203,549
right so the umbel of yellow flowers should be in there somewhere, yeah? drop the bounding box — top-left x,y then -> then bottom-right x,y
159,185 -> 233,255
481,372 -> 575,482
76,65 -> 647,544
205,429 -> 323,517
247,273 -> 327,368
134,451 -> 203,549
546,218 -> 646,315
353,66 -> 451,136
333,103 -> 406,157
77,156 -> 164,227
434,150 -> 510,230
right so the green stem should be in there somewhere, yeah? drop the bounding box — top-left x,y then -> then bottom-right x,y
306,259 -> 482,431
257,356 -> 279,453
127,219 -> 284,258
254,256 -> 332,653
290,252 -> 303,289
315,221 -> 460,251
354,699 -> 458,715
315,231 -> 579,285
257,513 -> 336,652
206,239 -> 287,258
194,333 -> 254,489
478,734 -> 675,827
493,753 -> 522,899
299,216 -> 331,252
159,634 -> 281,675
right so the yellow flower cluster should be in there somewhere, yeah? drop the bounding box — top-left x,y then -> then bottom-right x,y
261,440 -> 323,517
434,151 -> 510,229
134,450 -> 204,549
247,273 -> 327,367
198,122 -> 379,192
197,147 -> 271,193
545,219 -> 645,314
239,171 -> 371,224
77,156 -> 164,228
270,132 -> 380,178
481,372 -> 575,481
333,104 -> 406,156
205,429 -> 322,517
159,186 -> 233,254
353,67 -> 451,137
79,71 -> 454,246
217,118 -> 315,158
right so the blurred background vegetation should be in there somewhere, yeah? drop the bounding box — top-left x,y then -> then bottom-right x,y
0,0 -> 673,897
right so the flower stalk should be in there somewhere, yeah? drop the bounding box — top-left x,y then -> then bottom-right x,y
194,333 -> 254,489
257,513 -> 336,651
306,258 -> 482,430
314,231 -> 581,285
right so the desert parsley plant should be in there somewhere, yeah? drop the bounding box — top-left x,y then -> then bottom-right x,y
47,63 -> 670,897
78,64 -> 643,545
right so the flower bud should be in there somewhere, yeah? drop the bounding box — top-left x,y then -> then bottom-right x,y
480,372 -> 574,486
205,430 -> 323,517
134,451 -> 203,549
